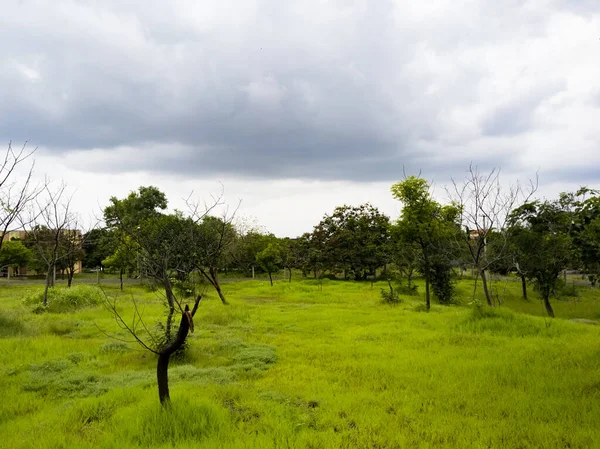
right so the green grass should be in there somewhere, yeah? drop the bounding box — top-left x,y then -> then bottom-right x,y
0,278 -> 599,448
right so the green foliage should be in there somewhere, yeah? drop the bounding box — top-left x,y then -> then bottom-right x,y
22,285 -> 104,313
230,231 -> 273,275
391,176 -> 461,308
310,203 -> 390,280
103,185 -> 167,230
509,200 -> 574,315
0,239 -> 32,270
256,242 -> 283,284
82,228 -> 114,269
380,285 -> 400,304
429,261 -> 456,304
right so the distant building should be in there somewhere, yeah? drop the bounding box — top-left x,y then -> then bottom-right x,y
1,229 -> 83,277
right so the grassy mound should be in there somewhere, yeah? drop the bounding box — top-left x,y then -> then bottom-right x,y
22,285 -> 104,313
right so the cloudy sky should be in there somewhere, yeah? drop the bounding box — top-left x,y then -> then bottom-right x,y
2,0 -> 599,236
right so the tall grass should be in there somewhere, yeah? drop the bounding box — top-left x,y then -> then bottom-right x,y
0,278 -> 599,448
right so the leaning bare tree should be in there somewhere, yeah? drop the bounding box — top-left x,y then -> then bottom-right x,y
103,289 -> 203,405
449,165 -> 537,306
0,141 -> 39,251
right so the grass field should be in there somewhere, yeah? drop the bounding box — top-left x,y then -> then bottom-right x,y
0,277 -> 599,448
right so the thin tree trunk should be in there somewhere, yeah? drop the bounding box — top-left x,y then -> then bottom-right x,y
543,294 -> 555,318
268,271 -> 273,286
119,268 -> 124,291
520,274 -> 528,300
425,271 -> 431,310
288,268 -> 292,283
200,268 -> 228,305
43,266 -> 52,306
480,269 -> 493,306
67,269 -> 74,288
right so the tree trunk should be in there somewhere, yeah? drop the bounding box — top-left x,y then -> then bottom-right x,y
119,268 -> 124,291
480,269 -> 493,306
520,274 -> 528,300
288,268 -> 292,283
209,267 -> 228,305
157,352 -> 171,405
425,271 -> 431,310
156,299 -> 200,405
543,294 -> 555,318
43,267 -> 52,307
67,269 -> 74,288
268,271 -> 273,286
200,268 -> 228,305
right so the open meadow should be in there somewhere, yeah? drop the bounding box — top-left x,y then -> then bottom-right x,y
0,277 -> 599,448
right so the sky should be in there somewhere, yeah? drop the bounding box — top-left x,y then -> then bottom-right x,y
2,0 -> 599,237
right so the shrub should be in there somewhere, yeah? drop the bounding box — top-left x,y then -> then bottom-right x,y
430,262 -> 456,304
22,285 -> 104,313
554,279 -> 579,299
380,280 -> 401,304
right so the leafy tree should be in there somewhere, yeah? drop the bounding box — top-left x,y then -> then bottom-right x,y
257,242 -> 283,286
311,203 -> 390,280
280,237 -> 301,282
571,188 -> 600,286
103,186 -> 170,290
104,185 -> 167,230
102,234 -> 138,290
391,176 -> 460,309
230,231 -> 272,276
388,222 -> 420,290
82,228 -> 113,269
509,200 -> 573,317
59,229 -> 86,287
0,239 -> 32,276
294,232 -> 325,279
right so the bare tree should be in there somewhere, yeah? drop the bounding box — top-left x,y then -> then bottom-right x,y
186,195 -> 240,305
0,142 -> 39,250
449,165 -> 537,306
25,181 -> 80,305
102,291 -> 202,405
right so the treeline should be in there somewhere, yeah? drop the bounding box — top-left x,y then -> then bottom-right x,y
72,174 -> 599,318
1,141 -> 599,317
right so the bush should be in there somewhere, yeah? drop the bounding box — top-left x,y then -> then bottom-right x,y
22,285 -> 104,313
554,279 -> 579,299
380,280 -> 401,304
430,262 -> 456,304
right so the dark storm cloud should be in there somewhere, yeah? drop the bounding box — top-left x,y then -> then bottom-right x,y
1,0 -> 600,183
